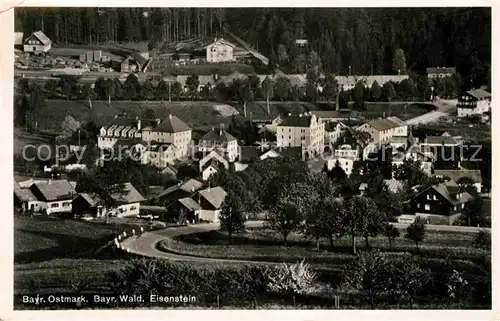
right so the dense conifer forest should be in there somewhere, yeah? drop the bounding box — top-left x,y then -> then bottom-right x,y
16,7 -> 491,84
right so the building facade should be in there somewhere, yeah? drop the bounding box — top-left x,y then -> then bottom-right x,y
277,113 -> 325,156
457,89 -> 491,117
23,31 -> 51,54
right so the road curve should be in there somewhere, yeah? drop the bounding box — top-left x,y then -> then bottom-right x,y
120,221 -> 273,265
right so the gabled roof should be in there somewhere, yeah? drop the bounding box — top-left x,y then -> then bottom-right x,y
157,179 -> 203,198
200,128 -> 237,143
75,193 -> 103,207
25,30 -> 51,45
366,118 -> 402,131
30,180 -> 75,202
414,180 -> 473,205
383,179 -> 405,194
111,182 -> 145,204
198,186 -> 227,209
466,89 -> 491,100
155,115 -> 192,133
178,197 -> 202,211
386,116 -> 405,126
14,188 -> 37,202
434,168 -> 483,184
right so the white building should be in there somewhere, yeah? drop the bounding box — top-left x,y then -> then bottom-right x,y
194,186 -> 227,222
22,180 -> 76,214
23,30 -> 52,54
457,89 -> 491,117
141,114 -> 193,157
357,116 -> 407,147
326,144 -> 360,176
426,67 -> 457,79
325,121 -> 346,148
198,128 -> 239,162
107,182 -> 146,218
206,38 -> 236,63
277,113 -> 325,157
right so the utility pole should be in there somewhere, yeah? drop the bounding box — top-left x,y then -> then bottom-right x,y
169,81 -> 171,102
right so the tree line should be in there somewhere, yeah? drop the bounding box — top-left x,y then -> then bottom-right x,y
16,8 -> 491,87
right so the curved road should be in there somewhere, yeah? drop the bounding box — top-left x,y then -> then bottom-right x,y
405,99 -> 457,125
120,221 -> 272,264
120,220 -> 488,263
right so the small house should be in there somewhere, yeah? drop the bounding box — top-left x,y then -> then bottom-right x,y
23,30 -> 52,54
108,182 -> 146,217
194,186 -> 227,222
27,180 -> 76,214
72,193 -> 105,219
426,67 -> 456,79
156,179 -> 203,206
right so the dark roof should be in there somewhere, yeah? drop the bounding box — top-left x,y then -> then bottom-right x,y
279,115 -> 313,127
203,160 -> 220,171
14,188 -> 37,202
75,193 -> 103,207
198,186 -> 227,209
178,197 -> 202,211
111,182 -> 146,204
200,129 -> 237,143
434,169 -> 483,184
239,146 -> 267,161
155,115 -> 192,133
367,118 -> 402,131
157,179 -> 203,198
25,30 -> 51,45
414,180 -> 473,205
426,67 -> 456,74
311,111 -> 343,119
30,180 -> 76,202
466,89 -> 491,100
325,122 -> 342,132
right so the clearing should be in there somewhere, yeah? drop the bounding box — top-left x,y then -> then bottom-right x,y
356,103 -> 434,121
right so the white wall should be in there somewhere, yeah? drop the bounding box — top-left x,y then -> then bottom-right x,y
45,200 -> 73,214
202,166 -> 218,181
196,209 -> 220,222
24,43 -> 51,53
113,203 -> 140,217
206,43 -> 234,63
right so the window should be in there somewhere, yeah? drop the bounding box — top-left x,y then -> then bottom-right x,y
130,205 -> 137,211
51,203 -> 59,208
424,204 -> 430,211
62,202 -> 70,207
433,195 -> 437,200
417,203 -> 421,208
289,136 -> 291,139
461,203 -> 465,209
426,194 -> 431,200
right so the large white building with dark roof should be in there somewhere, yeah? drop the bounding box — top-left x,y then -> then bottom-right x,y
276,113 -> 325,156
198,127 -> 239,161
357,116 -> 407,147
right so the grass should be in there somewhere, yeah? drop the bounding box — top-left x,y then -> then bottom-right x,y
235,101 -> 320,120
157,227 -> 482,265
14,215 -> 154,264
14,128 -> 54,157
419,118 -> 491,142
28,100 -> 239,132
157,63 -> 254,76
357,103 -> 434,121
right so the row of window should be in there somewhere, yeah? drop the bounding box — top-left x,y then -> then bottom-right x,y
417,203 -> 465,211
50,202 -> 71,208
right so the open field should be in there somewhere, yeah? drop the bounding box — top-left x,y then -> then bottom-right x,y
357,103 -> 434,121
24,100 -> 240,132
14,128 -> 54,157
154,63 -> 254,76
235,101 -> 321,120
158,227 -> 482,265
419,118 -> 491,142
14,215 -> 155,263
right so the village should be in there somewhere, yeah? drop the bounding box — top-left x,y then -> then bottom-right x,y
13,7 -> 492,311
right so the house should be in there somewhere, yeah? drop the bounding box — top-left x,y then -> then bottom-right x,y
420,136 -> 460,147
23,30 -> 51,54
27,180 -> 76,214
198,150 -> 231,173
97,116 -> 147,150
144,143 -> 179,168
156,179 -> 203,206
141,114 -> 193,158
433,168 -> 483,193
426,67 -> 457,79
201,160 -> 221,181
234,146 -> 281,171
409,180 -> 474,225
14,181 -> 38,213
335,75 -> 409,91
391,143 -> 434,176
198,127 -> 239,162
325,122 -> 347,149
357,116 -> 407,147
72,193 -> 105,218
169,197 -> 203,224
457,88 -> 491,117
295,39 -> 308,47
107,182 -> 146,218
276,113 -> 325,157
157,37 -> 237,64
326,144 -> 360,176
194,186 -> 227,222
